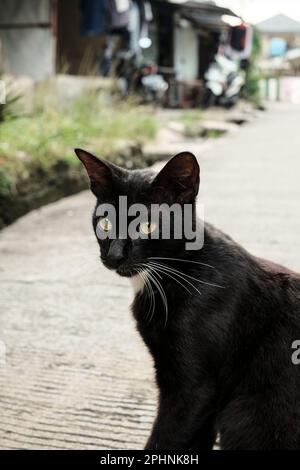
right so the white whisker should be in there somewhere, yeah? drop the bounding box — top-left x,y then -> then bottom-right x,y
148,263 -> 193,295
149,256 -> 218,272
149,261 -> 202,297
142,266 -> 168,326
149,260 -> 224,289
137,267 -> 155,321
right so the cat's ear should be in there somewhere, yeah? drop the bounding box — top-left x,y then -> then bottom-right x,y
152,152 -> 200,203
75,148 -> 116,198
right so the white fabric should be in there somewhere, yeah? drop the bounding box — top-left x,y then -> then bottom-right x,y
115,0 -> 130,14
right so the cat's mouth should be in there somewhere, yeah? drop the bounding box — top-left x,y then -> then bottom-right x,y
116,265 -> 136,277
101,256 -> 138,277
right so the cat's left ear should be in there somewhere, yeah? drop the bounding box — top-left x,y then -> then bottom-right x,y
152,152 -> 200,203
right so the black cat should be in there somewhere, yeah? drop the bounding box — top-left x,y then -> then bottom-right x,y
76,148 -> 300,450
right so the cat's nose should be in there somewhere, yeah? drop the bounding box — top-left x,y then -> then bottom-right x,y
106,240 -> 126,268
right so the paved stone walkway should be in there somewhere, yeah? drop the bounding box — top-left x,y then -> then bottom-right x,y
0,103 -> 300,449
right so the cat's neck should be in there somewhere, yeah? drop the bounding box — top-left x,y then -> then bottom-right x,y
130,274 -> 145,294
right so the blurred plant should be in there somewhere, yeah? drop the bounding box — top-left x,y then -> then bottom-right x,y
0,76 -> 23,122
0,89 -> 158,227
0,89 -> 22,122
0,167 -> 14,197
243,28 -> 262,106
0,91 -> 158,199
178,110 -> 203,125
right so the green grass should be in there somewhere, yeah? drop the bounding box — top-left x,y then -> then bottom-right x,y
0,92 -> 158,198
178,110 -> 203,125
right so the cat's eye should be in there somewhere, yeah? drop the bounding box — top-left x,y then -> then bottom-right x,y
139,221 -> 157,235
98,217 -> 112,232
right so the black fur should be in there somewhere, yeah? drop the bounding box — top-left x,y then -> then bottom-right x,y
76,148 -> 300,450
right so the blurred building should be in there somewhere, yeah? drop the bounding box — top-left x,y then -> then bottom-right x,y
0,0 -> 55,80
257,15 -> 300,103
0,1 -> 239,76
257,14 -> 300,59
0,0 -> 245,107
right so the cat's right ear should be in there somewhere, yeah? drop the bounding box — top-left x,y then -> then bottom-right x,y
75,148 -> 114,198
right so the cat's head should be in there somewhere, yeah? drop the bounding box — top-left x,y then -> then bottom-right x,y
75,149 -> 200,277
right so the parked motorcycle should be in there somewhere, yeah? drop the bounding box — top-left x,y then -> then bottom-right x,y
204,54 -> 245,108
115,52 -> 168,104
138,63 -> 168,104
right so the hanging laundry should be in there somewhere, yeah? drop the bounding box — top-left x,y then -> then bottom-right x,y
80,0 -> 109,36
109,0 -> 130,31
226,24 -> 253,60
100,36 -> 120,75
129,1 -> 141,53
140,1 -> 153,23
137,1 -> 153,49
230,25 -> 247,52
115,0 -> 130,13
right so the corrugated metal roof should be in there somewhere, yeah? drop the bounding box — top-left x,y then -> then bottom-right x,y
159,0 -> 234,11
257,14 -> 300,34
153,0 -> 240,32
182,9 -> 230,31
154,0 -> 239,20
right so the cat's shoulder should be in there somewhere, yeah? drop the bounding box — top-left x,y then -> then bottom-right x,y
255,256 -> 300,298
255,256 -> 300,278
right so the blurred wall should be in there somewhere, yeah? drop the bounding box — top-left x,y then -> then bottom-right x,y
261,33 -> 300,58
174,25 -> 198,81
0,0 -> 55,79
56,0 -> 106,76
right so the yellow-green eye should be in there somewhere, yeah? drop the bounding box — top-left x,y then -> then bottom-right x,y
139,221 -> 157,235
98,217 -> 112,232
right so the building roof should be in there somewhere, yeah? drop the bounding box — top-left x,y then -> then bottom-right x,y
161,0 -> 235,13
257,14 -> 300,34
155,0 -> 240,31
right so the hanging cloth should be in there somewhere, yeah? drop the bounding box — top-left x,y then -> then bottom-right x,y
80,0 -> 109,36
226,24 -> 253,60
129,1 -> 141,53
136,1 -> 153,49
230,25 -> 247,52
108,0 -> 130,31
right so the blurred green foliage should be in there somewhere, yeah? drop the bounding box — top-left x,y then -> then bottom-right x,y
0,92 -> 158,198
244,29 -> 262,106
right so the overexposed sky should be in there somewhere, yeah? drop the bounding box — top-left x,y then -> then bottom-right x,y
216,0 -> 300,24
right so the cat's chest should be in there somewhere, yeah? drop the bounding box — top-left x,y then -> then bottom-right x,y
130,274 -> 145,294
130,278 -> 186,333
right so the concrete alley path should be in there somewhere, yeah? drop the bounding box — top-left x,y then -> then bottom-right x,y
0,103 -> 300,449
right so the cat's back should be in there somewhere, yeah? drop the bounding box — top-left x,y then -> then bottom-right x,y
255,256 -> 300,308
256,256 -> 300,280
